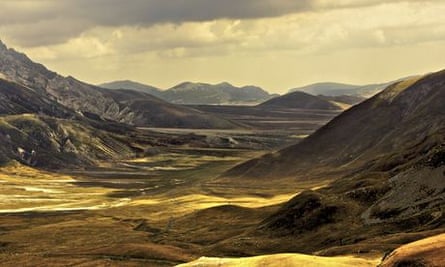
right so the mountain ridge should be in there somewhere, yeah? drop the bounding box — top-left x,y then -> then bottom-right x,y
0,40 -> 239,129
99,80 -> 163,98
101,80 -> 278,105
290,81 -> 396,98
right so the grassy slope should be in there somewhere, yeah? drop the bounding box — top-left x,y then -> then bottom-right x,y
380,233 -> 445,266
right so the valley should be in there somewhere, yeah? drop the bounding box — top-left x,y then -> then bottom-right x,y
0,141 -> 329,266
0,89 -> 342,266
0,35 -> 444,267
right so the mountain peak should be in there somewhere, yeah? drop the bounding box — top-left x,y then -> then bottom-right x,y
217,82 -> 233,87
0,40 -> 7,51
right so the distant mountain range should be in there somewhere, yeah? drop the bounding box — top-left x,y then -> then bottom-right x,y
99,80 -> 164,98
0,40 -> 238,129
100,80 -> 278,105
289,81 -> 395,97
101,80 -> 371,109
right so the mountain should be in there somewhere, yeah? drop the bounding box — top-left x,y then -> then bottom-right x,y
226,74 -> 442,178
0,77 -> 143,167
290,81 -> 394,98
0,40 -> 238,129
99,80 -> 163,98
100,88 -> 241,128
0,113 -> 138,168
220,71 -> 445,253
162,82 -> 276,105
100,80 -> 277,105
0,77 -> 243,168
0,78 -> 72,118
258,91 -> 342,110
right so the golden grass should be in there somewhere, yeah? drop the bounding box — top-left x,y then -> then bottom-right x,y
380,233 -> 445,267
129,192 -> 298,220
379,76 -> 422,102
176,253 -> 381,267
0,162 -> 125,212
329,101 -> 352,110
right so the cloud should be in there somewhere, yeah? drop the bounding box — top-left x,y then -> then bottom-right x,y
2,0 -> 445,93
16,0 -> 445,59
1,0 -> 437,47
0,0 -> 312,46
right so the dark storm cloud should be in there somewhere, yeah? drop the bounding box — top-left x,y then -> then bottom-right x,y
1,0 -> 313,46
76,0 -> 313,25
0,0 -> 437,47
1,0 -> 313,26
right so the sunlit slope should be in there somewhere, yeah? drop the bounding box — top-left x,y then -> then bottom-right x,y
177,253 -> 380,267
380,233 -> 445,267
0,163 -> 123,212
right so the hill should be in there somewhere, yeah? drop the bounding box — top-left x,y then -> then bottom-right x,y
0,40 -> 238,129
165,81 -> 276,105
99,80 -> 163,98
226,73 -> 441,179
101,80 -> 277,105
258,91 -> 342,110
100,88 -> 241,128
0,77 -> 152,168
0,78 -> 72,118
218,70 -> 445,254
380,233 -> 445,267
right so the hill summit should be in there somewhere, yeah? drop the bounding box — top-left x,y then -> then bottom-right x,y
101,80 -> 277,105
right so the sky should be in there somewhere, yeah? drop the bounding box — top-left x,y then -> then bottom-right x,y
1,0 -> 445,94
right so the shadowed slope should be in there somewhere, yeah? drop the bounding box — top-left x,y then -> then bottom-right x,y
225,72 -> 441,179
258,91 -> 341,110
0,78 -> 72,118
212,70 -> 445,257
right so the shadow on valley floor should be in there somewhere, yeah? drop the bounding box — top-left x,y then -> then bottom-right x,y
0,147 -> 319,266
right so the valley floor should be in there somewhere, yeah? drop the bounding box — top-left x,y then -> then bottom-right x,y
0,108 -> 441,267
1,143 -> 443,266
0,147 -> 330,266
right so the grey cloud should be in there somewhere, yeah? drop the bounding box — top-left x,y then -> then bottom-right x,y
80,0 -> 312,25
1,0 -> 313,26
0,0 -> 312,46
0,0 -> 439,47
